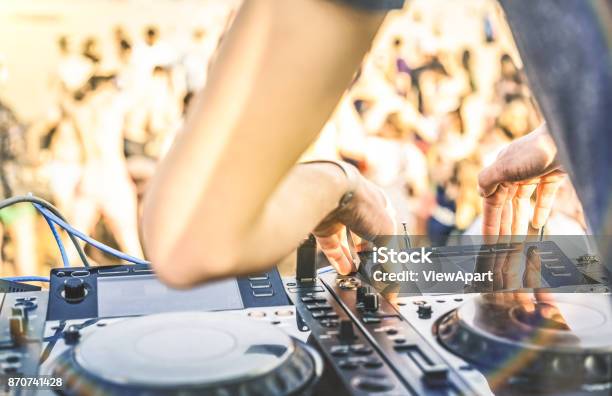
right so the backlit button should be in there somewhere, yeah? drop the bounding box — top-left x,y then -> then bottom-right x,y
248,311 -> 266,318
350,344 -> 373,355
250,281 -> 272,289
320,319 -> 339,328
248,274 -> 269,281
305,303 -> 332,311
252,289 -> 274,297
353,376 -> 394,392
300,295 -> 326,303
363,358 -> 383,369
362,316 -> 381,324
312,310 -> 337,319
275,309 -> 294,317
338,359 -> 359,370
330,345 -> 350,356
99,267 -> 129,275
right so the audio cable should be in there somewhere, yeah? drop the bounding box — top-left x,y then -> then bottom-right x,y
0,195 -> 149,285
0,195 -> 90,267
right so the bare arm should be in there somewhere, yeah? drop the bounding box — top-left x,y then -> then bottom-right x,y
143,0 -> 387,287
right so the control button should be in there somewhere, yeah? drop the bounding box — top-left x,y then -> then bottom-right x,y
417,304 -> 433,319
248,311 -> 267,318
99,267 -> 129,275
385,327 -> 398,335
64,278 -> 86,301
362,316 -> 381,324
393,337 -> 406,345
352,376 -> 394,392
2,365 -> 19,375
5,355 -> 20,364
363,293 -> 379,311
250,281 -> 272,289
312,310 -> 338,319
132,268 -> 153,274
320,319 -> 339,328
55,271 -> 66,278
339,320 -> 356,343
350,344 -> 373,355
252,289 -> 274,298
275,309 -> 293,317
305,303 -> 332,311
300,295 -> 326,303
71,270 -> 90,277
9,317 -> 26,344
248,274 -> 269,281
64,325 -> 81,345
338,359 -> 359,370
23,301 -> 37,311
363,357 -> 383,369
356,286 -> 370,303
330,345 -> 350,357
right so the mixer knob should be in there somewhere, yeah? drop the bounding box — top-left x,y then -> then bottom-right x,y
64,325 -> 81,345
9,316 -> 26,345
64,278 -> 86,301
363,293 -> 379,311
339,320 -> 356,343
417,304 -> 433,319
356,286 -> 370,303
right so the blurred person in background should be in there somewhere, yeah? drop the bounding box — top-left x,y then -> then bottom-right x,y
82,37 -> 102,67
56,36 -> 94,95
0,57 -> 37,276
65,75 -> 143,260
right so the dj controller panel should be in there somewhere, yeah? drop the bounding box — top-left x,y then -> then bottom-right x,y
0,240 -> 611,395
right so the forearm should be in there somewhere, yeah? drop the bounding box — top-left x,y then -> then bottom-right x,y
142,0 -> 385,287
149,163 -> 349,287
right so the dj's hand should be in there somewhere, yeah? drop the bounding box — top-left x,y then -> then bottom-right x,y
478,124 -> 566,235
313,164 -> 395,275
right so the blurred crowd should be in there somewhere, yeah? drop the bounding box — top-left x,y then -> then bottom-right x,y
0,0 -> 586,277
306,1 -> 586,243
0,13 -> 232,276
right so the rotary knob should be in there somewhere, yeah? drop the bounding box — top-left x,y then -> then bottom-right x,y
63,325 -> 81,345
64,278 -> 86,301
417,304 -> 433,319
363,293 -> 379,311
356,286 -> 370,303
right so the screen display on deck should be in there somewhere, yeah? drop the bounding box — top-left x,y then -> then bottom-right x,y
97,274 -> 243,318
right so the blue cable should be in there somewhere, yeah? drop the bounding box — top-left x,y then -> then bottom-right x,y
317,266 -> 335,274
34,204 -> 150,266
37,207 -> 69,267
1,276 -> 50,283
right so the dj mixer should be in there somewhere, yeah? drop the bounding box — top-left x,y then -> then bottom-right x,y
1,237 -> 610,395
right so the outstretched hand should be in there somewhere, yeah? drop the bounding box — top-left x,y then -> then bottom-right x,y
478,124 -> 565,236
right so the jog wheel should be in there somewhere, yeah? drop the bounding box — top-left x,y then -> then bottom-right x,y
52,311 -> 323,395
